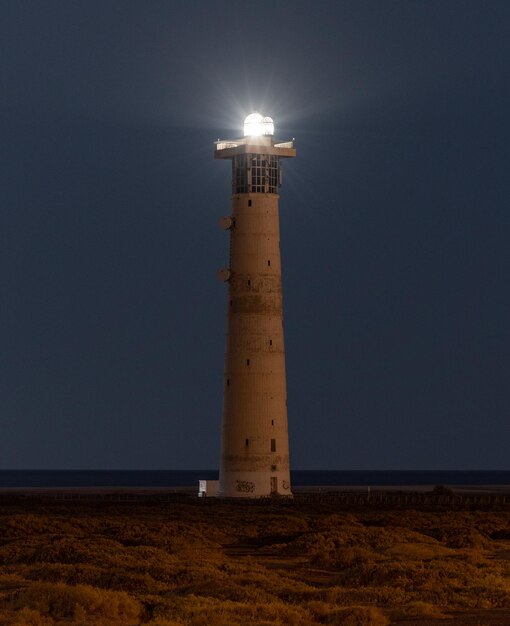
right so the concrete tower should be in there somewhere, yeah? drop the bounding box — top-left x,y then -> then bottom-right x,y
215,113 -> 296,497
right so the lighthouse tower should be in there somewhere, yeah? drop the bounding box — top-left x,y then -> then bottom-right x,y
215,113 -> 296,497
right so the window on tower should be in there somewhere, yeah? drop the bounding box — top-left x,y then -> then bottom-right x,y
250,155 -> 263,193
268,155 -> 278,193
240,154 -> 279,194
233,155 -> 248,194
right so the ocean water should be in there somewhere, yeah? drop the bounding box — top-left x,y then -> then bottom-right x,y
1,470 -> 510,489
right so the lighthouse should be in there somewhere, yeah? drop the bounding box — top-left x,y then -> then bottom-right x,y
215,113 -> 296,497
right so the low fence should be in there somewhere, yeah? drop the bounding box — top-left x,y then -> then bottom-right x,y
2,489 -> 510,508
292,491 -> 510,508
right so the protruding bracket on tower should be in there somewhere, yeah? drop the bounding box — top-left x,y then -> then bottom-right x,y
217,267 -> 231,282
219,216 -> 235,230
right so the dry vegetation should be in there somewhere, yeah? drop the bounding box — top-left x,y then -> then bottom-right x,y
1,498 -> 510,625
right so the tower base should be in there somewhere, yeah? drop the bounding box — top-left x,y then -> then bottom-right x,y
218,469 -> 292,498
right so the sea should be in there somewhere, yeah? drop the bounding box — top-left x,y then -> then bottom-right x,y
1,470 -> 510,489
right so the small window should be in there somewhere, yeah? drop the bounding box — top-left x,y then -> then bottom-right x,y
226,379 -> 230,386
271,419 -> 274,426
230,300 -> 233,307
269,339 -> 272,346
245,438 -> 249,447
271,439 -> 276,452
247,279 -> 251,286
246,359 -> 250,366
267,260 -> 271,267
271,465 -> 277,472
248,200 -> 252,207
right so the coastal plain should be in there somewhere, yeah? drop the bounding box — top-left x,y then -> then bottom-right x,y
2,496 -> 510,625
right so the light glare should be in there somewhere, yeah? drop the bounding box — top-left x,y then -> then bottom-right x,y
244,112 -> 274,137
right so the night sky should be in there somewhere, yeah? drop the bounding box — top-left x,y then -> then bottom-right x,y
1,1 -> 509,470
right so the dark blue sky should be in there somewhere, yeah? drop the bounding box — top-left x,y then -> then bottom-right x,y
1,1 -> 509,469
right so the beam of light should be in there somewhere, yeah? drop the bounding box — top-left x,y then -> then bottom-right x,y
243,112 -> 274,137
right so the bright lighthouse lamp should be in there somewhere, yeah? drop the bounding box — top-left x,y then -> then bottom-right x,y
243,112 -> 275,137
